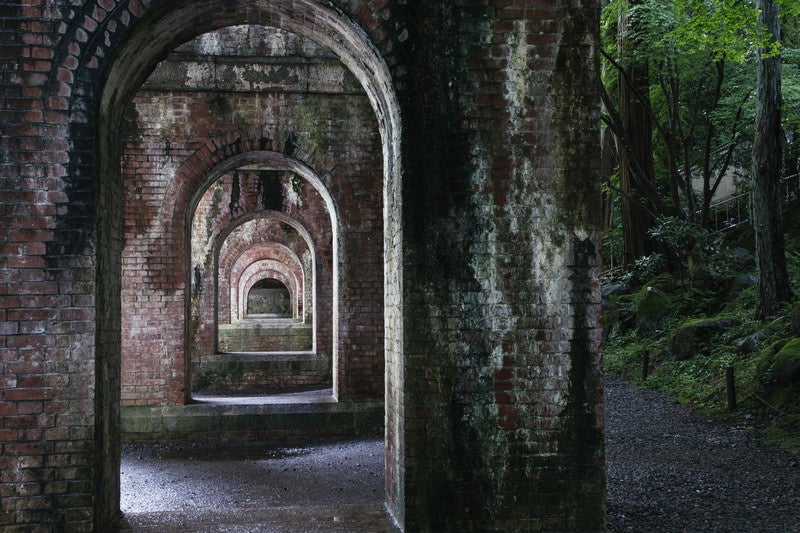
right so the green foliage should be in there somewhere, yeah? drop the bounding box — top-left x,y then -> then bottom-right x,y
604,0 -> 763,61
777,0 -> 800,20
648,216 -> 709,256
645,216 -> 741,284
604,332 -> 649,374
757,337 -> 800,387
667,0 -> 763,61
783,51 -> 800,160
646,346 -> 738,407
763,422 -> 800,454
600,1 -> 779,246
604,266 -> 800,451
619,253 -> 666,285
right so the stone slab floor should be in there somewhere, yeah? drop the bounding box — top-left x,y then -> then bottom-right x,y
119,435 -> 399,532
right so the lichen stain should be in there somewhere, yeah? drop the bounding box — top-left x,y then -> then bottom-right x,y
552,6 -> 602,232
504,20 -> 530,125
185,62 -> 213,89
284,175 -> 303,211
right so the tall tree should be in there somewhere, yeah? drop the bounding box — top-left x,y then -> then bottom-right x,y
613,0 -> 659,265
752,0 -> 793,318
601,1 -> 756,252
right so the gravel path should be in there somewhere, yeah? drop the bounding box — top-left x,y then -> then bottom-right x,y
121,376 -> 800,531
120,436 -> 398,532
606,374 -> 800,532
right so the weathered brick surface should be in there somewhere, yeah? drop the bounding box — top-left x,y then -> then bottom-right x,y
386,3 -> 605,531
193,341 -> 324,394
120,30 -> 381,406
1,0 -> 603,530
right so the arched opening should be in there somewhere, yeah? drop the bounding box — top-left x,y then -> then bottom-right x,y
237,255 -> 304,322
185,164 -> 330,395
94,2 -> 402,529
246,278 -> 291,317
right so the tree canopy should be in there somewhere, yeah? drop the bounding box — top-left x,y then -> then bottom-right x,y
601,0 -> 800,316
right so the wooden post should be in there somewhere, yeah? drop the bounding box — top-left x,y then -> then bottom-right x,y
642,350 -> 649,382
726,366 -> 737,411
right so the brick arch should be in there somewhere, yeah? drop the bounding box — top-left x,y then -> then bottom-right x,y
177,150 -> 338,258
240,265 -> 300,319
84,1 -> 401,169
3,1 -> 611,531
214,213 -> 320,341
176,151 -> 337,335
51,0 -> 400,529
184,158 -> 330,368
227,243 -> 304,323
165,142 -> 297,235
190,213 -> 320,361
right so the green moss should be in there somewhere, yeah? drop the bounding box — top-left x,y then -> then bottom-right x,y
604,334 -> 649,375
757,337 -> 800,388
290,96 -> 332,155
637,288 -> 671,320
763,420 -> 800,454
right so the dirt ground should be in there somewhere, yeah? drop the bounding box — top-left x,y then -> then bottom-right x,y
119,435 -> 399,532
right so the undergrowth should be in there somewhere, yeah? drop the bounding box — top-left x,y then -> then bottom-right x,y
604,211 -> 800,454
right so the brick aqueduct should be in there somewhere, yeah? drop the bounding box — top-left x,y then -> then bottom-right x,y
1,1 -> 604,531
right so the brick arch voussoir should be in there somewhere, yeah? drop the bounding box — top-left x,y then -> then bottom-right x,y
242,267 -> 298,300
163,133 -> 276,230
49,1 -> 142,110
221,234 -> 308,290
52,0 -> 401,223
241,266 -> 298,304
230,244 -> 304,289
217,217 -> 312,323
234,253 -> 303,320
241,267 -> 298,318
48,0 -> 403,155
85,0 -> 400,152
216,213 -> 315,271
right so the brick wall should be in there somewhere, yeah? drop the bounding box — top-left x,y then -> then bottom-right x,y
0,1 -> 604,530
191,351 -> 326,394
217,220 -> 312,326
120,30 -> 382,406
217,322 -> 313,354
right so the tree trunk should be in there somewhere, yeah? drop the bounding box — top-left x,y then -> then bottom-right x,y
618,1 -> 656,266
753,0 -> 793,319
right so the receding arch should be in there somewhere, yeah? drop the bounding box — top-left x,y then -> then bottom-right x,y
88,2 -> 401,528
212,211 -> 321,348
227,243 -> 304,322
236,248 -> 304,321
246,278 -> 291,316
244,274 -> 296,318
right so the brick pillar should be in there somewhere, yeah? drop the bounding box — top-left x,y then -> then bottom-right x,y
392,1 -> 605,530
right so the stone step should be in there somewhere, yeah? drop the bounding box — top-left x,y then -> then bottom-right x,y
121,396 -> 383,444
218,320 -> 313,352
192,352 -> 330,394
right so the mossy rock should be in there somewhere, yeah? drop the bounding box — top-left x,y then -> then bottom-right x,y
670,317 -> 734,360
757,338 -> 800,389
634,286 -> 671,332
